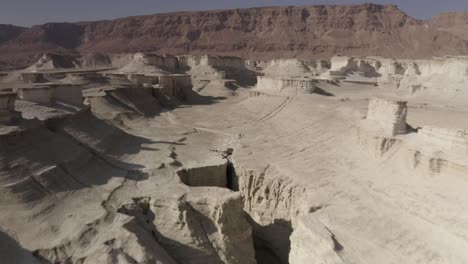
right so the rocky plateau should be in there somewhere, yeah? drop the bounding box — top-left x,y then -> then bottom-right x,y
1,3 -> 468,264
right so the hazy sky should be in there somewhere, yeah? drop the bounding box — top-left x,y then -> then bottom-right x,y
2,0 -> 468,27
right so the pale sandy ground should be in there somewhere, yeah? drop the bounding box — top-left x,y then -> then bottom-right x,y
165,80 -> 468,263
1,55 -> 468,263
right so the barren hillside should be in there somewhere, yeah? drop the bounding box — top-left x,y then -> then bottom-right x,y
0,24 -> 26,43
1,3 -> 468,68
431,11 -> 468,41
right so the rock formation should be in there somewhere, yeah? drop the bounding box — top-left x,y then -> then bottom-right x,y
256,76 -> 316,95
406,126 -> 468,176
365,97 -> 408,136
176,159 -> 228,187
1,4 -> 468,67
358,97 -> 408,158
117,188 -> 256,264
417,127 -> 468,156
17,85 -> 84,107
0,92 -> 19,124
289,215 -> 344,264
318,55 -> 468,96
2,45 -> 468,264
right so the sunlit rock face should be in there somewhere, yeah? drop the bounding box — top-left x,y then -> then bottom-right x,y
2,49 -> 468,264
366,97 -> 408,136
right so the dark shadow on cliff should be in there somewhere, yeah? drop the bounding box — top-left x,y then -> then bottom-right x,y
315,87 -> 335,97
0,110 -> 179,203
182,88 -> 227,106
48,111 -> 162,171
0,231 -> 46,264
224,68 -> 258,87
246,214 -> 292,264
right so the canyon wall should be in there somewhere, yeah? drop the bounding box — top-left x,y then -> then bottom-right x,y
1,4 -> 468,67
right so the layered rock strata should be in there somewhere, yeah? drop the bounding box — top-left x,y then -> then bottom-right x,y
0,92 -> 20,124
256,76 -> 316,95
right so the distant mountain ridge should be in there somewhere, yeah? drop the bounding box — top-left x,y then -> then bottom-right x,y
1,3 -> 468,68
0,24 -> 26,44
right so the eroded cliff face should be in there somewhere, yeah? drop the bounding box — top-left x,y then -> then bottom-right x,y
430,12 -> 468,41
1,4 -> 468,67
0,24 -> 26,44
2,53 -> 468,263
0,112 -> 258,264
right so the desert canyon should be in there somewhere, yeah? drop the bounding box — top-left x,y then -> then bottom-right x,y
1,3 -> 468,264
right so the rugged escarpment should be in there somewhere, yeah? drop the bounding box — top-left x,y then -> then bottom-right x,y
2,52 -> 468,263
1,4 -> 468,67
430,11 -> 468,42
0,24 -> 26,44
431,11 -> 468,29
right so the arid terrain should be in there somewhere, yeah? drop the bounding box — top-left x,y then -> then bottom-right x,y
1,4 -> 468,68
1,3 -> 468,264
